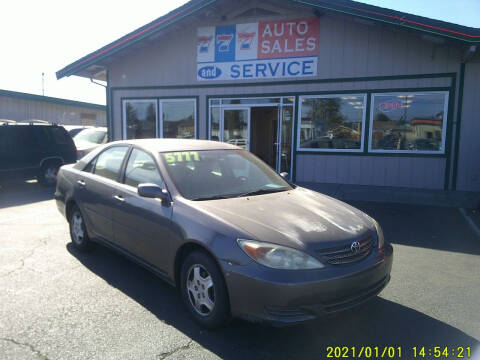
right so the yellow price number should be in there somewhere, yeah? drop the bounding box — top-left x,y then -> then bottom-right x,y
164,151 -> 200,163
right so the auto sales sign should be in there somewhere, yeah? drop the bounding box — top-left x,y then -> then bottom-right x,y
197,18 -> 319,81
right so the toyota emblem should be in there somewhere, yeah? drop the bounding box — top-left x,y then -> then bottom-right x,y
351,241 -> 361,254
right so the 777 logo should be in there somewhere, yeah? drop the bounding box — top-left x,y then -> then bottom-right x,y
216,34 -> 234,52
197,36 -> 213,53
238,33 -> 255,50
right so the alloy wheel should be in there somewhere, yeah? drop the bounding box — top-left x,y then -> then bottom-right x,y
71,212 -> 85,245
44,166 -> 57,184
186,264 -> 215,316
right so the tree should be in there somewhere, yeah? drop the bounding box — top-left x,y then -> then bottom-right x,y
311,98 -> 345,137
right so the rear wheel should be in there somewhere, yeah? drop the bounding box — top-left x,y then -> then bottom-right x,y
69,206 -> 90,251
37,161 -> 60,186
180,251 -> 230,329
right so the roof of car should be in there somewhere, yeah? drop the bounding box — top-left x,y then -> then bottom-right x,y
114,138 -> 240,152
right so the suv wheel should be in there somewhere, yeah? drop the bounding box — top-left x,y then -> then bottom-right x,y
69,206 -> 90,251
180,251 -> 230,329
38,162 -> 59,186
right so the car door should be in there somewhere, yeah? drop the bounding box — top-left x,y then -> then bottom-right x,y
75,145 -> 129,243
112,147 -> 174,273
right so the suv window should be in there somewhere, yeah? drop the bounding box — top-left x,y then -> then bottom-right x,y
50,127 -> 70,144
93,146 -> 129,181
124,149 -> 164,188
31,127 -> 51,148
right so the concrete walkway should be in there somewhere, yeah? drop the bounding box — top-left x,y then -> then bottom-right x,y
299,182 -> 480,208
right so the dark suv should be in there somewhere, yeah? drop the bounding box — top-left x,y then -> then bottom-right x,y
0,124 -> 77,186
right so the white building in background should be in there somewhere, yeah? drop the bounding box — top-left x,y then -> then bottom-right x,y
0,89 -> 106,126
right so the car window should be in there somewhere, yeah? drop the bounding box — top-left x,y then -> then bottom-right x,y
93,146 -> 129,181
31,127 -> 52,147
124,148 -> 164,188
50,127 -> 70,144
83,158 -> 97,173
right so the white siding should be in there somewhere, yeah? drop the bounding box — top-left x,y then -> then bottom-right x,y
456,61 -> 480,191
0,96 -> 106,126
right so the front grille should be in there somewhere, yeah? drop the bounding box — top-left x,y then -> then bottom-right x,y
322,275 -> 389,313
264,306 -> 315,322
316,236 -> 373,265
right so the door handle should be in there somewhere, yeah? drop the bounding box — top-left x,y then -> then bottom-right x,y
113,195 -> 125,202
77,180 -> 86,186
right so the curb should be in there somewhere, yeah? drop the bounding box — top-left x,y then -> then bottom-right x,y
459,208 -> 480,239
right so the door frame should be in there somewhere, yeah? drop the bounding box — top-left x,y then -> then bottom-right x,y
209,97 -> 295,175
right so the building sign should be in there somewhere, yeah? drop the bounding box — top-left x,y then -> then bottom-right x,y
197,18 -> 319,81
378,100 -> 403,112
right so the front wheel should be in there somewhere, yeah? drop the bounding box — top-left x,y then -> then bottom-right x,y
69,206 -> 90,251
180,251 -> 230,329
37,162 -> 59,186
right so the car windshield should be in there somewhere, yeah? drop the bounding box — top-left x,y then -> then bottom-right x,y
74,129 -> 106,144
160,150 -> 292,200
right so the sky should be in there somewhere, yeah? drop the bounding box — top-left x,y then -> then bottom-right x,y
1,0 -> 479,106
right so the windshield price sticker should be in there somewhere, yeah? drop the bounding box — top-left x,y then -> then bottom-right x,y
164,152 -> 200,163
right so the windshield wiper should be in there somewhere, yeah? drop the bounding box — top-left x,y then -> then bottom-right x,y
190,194 -> 233,201
235,187 -> 288,198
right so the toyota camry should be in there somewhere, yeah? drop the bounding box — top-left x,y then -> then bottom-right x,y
55,139 -> 393,328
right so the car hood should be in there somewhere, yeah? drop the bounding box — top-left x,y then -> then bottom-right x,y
189,187 -> 375,252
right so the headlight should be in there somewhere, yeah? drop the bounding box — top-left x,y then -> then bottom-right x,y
372,219 -> 385,249
237,239 -> 324,270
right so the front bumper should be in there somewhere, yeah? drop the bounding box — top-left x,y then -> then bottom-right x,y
221,243 -> 393,325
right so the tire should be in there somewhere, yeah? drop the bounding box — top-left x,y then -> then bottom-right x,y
180,250 -> 230,329
69,205 -> 91,251
37,161 -> 60,186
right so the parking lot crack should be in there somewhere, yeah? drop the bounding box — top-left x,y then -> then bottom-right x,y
156,340 -> 194,359
0,236 -> 49,278
0,337 -> 49,359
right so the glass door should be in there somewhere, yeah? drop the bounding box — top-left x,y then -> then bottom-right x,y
279,106 -> 293,175
222,108 -> 250,150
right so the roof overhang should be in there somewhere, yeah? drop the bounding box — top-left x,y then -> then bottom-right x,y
56,0 -> 216,80
56,0 -> 480,81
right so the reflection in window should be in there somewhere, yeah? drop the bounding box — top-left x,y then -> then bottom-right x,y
210,107 -> 220,141
281,106 -> 293,174
162,100 -> 195,139
223,109 -> 248,149
124,149 -> 164,188
94,146 -> 129,181
370,92 -> 447,152
299,95 -> 365,150
124,100 -> 157,139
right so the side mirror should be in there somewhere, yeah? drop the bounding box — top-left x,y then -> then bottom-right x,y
138,183 -> 171,205
279,172 -> 289,179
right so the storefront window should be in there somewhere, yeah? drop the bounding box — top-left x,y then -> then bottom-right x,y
298,95 -> 365,151
161,100 -> 196,139
370,92 -> 448,153
123,100 -> 157,139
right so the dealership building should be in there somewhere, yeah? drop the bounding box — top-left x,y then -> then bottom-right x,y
56,0 -> 480,196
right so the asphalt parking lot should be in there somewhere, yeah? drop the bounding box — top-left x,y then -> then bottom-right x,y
1,180 -> 479,360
